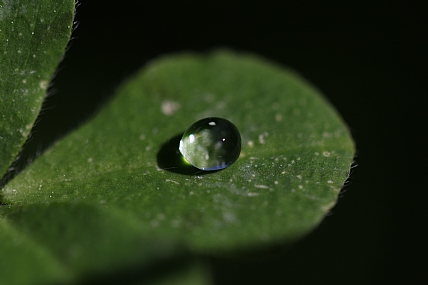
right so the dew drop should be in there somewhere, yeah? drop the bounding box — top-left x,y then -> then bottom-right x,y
179,117 -> 241,171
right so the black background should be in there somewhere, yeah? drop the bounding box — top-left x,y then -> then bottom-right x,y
10,1 -> 428,284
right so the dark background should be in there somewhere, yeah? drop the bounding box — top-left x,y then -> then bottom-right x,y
10,2 -> 428,284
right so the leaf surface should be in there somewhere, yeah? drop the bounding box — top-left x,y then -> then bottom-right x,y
2,50 -> 354,282
0,0 -> 73,176
0,217 -> 71,285
1,201 -> 188,284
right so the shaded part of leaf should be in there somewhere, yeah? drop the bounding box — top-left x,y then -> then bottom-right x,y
1,202 -> 186,284
80,258 -> 212,285
0,218 -> 72,285
144,260 -> 212,285
0,0 -> 74,179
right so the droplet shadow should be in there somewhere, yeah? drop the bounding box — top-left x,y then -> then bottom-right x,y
156,133 -> 216,176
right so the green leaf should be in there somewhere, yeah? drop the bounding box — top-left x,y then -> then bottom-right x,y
0,0 -> 74,176
1,202 -> 190,284
0,218 -> 72,285
2,50 -> 354,281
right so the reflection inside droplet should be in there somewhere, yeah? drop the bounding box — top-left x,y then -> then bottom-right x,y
179,117 -> 241,171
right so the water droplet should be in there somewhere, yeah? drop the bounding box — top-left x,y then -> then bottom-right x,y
179,117 -> 241,171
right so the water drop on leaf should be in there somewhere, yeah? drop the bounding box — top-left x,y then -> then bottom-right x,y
179,117 -> 241,171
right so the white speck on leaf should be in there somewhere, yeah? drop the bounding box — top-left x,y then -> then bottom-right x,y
39,80 -> 48,89
323,151 -> 331,157
161,100 -> 181,116
255,184 -> 269,189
